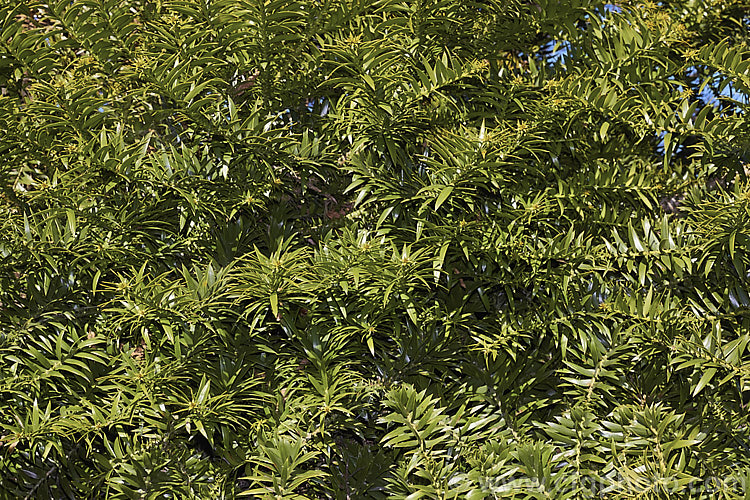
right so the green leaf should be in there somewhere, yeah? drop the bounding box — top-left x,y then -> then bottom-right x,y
434,185 -> 453,210
693,368 -> 717,396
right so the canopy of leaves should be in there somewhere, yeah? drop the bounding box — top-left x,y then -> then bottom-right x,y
1,0 -> 750,498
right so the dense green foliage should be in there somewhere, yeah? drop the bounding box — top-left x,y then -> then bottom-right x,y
1,0 -> 750,498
